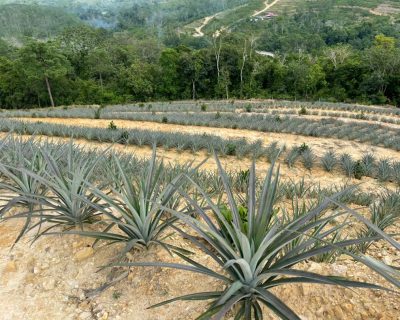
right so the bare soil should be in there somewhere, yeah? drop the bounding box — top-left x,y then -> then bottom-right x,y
1,210 -> 399,320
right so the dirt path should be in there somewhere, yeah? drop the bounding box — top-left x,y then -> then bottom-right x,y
192,0 -> 281,37
16,117 -> 400,161
252,0 -> 281,17
193,15 -> 216,37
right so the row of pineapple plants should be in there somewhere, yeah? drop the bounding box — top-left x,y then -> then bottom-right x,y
1,118 -> 400,185
2,99 -> 400,117
2,106 -> 400,150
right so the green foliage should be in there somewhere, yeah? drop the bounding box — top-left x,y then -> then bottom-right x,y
298,143 -> 310,154
219,204 -> 249,240
354,160 -> 365,180
108,121 -> 117,130
112,291 -> 122,300
64,149 -> 188,256
200,104 -> 207,112
299,106 -> 308,116
122,156 -> 400,319
322,151 -> 337,172
162,116 -> 168,124
0,4 -> 81,40
356,191 -> 400,253
377,159 -> 392,182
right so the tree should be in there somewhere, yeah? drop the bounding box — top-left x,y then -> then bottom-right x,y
364,35 -> 399,97
59,26 -> 105,77
324,45 -> 352,70
179,49 -> 204,100
18,42 -> 70,107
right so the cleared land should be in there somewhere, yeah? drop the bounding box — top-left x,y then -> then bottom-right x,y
1,99 -> 400,320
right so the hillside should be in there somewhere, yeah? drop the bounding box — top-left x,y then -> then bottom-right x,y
0,4 -> 82,40
193,0 -> 400,43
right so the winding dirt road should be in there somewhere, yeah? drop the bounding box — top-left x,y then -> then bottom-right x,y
252,0 -> 281,17
193,15 -> 216,37
193,0 -> 281,37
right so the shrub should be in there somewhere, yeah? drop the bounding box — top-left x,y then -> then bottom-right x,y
298,143 -> 309,154
118,131 -> 129,145
108,121 -> 117,130
215,112 -> 221,119
299,106 -> 307,115
162,116 -> 168,124
201,104 -> 207,112
245,104 -> 252,113
224,143 -> 237,156
354,160 -> 365,180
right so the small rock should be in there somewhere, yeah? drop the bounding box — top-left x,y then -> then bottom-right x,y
72,241 -> 83,249
3,261 -> 17,273
43,278 -> 56,290
79,311 -> 91,319
24,273 -> 35,284
307,261 -> 322,273
383,256 -> 393,265
74,247 -> 94,262
300,284 -> 312,296
330,264 -> 348,276
333,305 -> 345,319
342,303 -> 353,313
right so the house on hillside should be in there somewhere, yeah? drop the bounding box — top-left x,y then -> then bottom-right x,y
250,12 -> 278,22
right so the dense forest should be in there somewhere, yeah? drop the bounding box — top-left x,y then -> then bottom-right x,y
0,0 -> 399,108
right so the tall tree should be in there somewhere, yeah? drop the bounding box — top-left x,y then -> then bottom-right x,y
18,42 -> 70,107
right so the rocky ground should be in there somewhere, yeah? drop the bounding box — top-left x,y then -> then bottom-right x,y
1,216 -> 400,320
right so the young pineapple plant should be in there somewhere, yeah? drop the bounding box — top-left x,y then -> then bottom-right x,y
340,153 -> 355,178
321,150 -> 337,172
361,153 -> 376,176
377,159 -> 392,182
68,149 -> 190,257
0,148 -> 48,243
1,144 -> 109,242
122,156 -> 400,319
356,191 -> 400,254
393,162 -> 400,186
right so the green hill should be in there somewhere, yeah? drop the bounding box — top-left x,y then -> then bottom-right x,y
0,4 -> 82,40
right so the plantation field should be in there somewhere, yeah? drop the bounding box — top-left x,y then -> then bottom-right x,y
1,99 -> 400,319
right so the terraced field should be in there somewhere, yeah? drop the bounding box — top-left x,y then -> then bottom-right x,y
0,100 -> 399,319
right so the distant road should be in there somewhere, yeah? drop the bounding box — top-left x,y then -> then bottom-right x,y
193,15 -> 217,37
193,0 -> 281,37
252,0 -> 281,17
